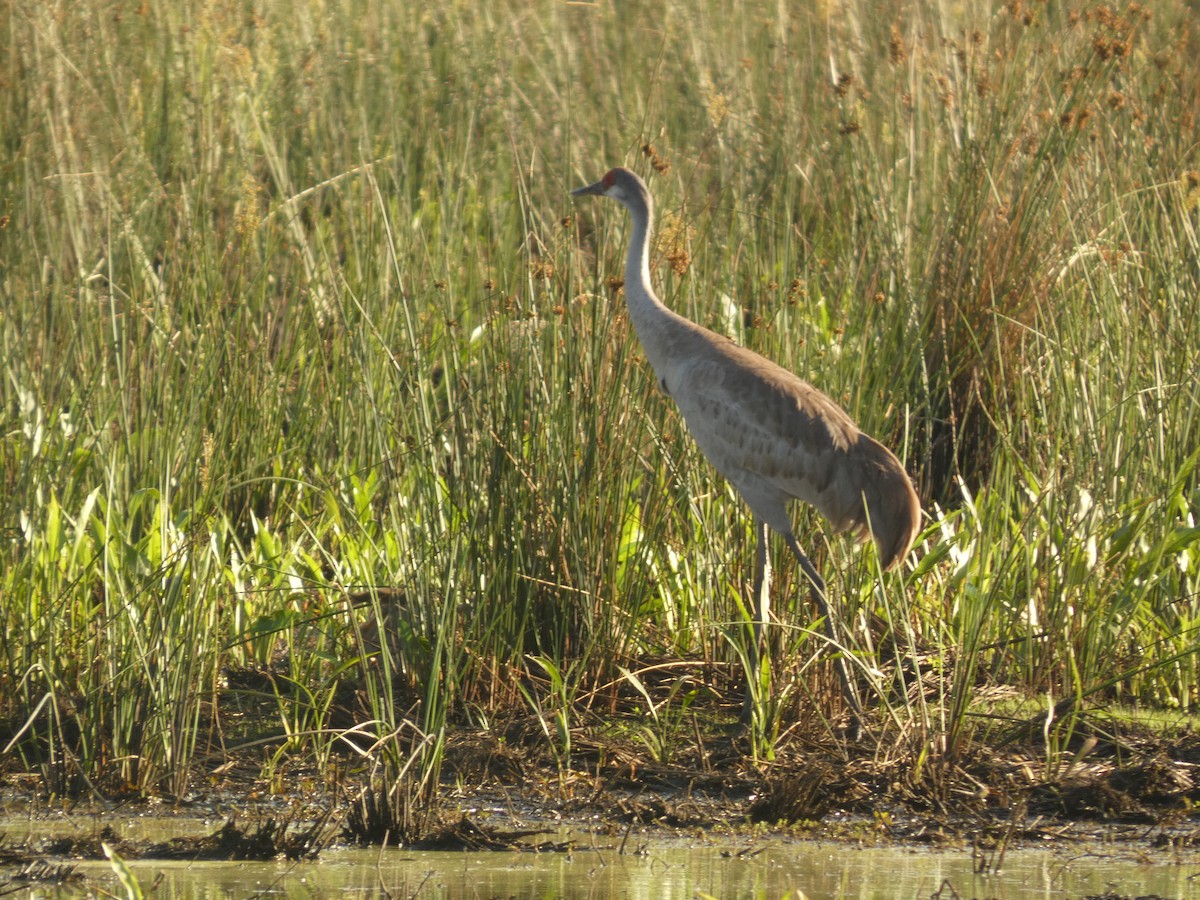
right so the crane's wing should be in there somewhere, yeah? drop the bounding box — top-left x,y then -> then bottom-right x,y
663,339 -> 918,567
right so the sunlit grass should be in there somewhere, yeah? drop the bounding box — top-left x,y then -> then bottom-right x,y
1,0 -> 1198,797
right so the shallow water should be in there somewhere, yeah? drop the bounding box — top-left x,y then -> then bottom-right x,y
92,844 -> 1199,899
5,817 -> 1198,900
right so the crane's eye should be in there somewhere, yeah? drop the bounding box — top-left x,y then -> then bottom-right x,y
603,170 -> 618,188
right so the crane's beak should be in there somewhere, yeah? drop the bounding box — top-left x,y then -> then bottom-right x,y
571,178 -> 606,197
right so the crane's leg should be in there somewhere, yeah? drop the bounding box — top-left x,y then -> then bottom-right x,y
741,519 -> 771,724
784,533 -> 864,738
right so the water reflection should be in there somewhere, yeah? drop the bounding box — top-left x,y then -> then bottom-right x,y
42,837 -> 1199,899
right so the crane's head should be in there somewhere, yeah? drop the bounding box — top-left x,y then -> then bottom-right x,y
570,167 -> 648,211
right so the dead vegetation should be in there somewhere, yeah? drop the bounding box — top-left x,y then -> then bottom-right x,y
1,695 -> 1197,898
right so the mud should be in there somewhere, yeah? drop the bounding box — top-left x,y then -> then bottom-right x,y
2,665 -> 1198,895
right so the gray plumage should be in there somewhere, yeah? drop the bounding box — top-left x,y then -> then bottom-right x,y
572,167 -> 920,733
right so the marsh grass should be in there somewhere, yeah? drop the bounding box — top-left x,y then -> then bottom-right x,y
2,0 -> 1198,800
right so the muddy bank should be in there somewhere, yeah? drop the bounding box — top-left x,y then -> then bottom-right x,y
3,664 -> 1199,897
4,709 -> 1198,856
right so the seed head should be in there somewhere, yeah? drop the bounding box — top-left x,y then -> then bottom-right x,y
888,25 -> 906,65
1183,171 -> 1200,211
641,143 -> 672,174
234,173 -> 262,243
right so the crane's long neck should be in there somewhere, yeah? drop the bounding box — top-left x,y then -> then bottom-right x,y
620,192 -> 678,369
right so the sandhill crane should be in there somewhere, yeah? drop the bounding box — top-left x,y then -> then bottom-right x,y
571,167 -> 920,735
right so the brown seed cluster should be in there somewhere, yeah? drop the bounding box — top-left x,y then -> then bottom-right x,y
1092,33 -> 1131,60
655,212 -> 694,276
889,24 -> 906,65
1088,2 -> 1150,61
530,258 -> 555,280
1059,105 -> 1093,129
642,143 -> 671,175
1005,0 -> 1035,27
1098,241 -> 1136,265
787,278 -> 806,306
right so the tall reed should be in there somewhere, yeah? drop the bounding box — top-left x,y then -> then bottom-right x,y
1,0 -> 1197,795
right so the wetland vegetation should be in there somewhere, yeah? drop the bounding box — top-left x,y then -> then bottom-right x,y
2,0 -> 1199,883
